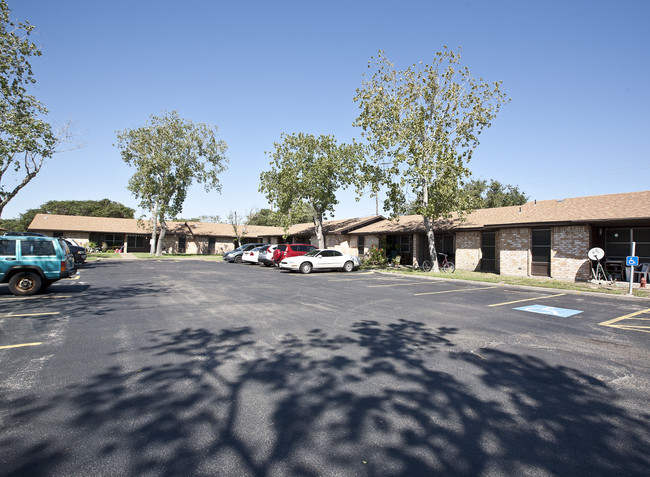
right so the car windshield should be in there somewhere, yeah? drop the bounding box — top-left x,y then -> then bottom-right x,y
303,249 -> 321,257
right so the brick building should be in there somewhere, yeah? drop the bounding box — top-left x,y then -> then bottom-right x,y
27,191 -> 650,282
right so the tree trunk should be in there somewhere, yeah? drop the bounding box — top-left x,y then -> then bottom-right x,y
156,218 -> 167,256
149,203 -> 159,255
313,214 -> 325,249
422,178 -> 440,272
423,216 -> 439,272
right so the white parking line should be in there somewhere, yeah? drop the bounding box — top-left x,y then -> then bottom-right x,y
0,312 -> 60,318
0,342 -> 43,350
0,295 -> 71,301
414,286 -> 497,296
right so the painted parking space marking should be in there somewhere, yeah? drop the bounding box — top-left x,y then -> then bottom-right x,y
488,293 -> 566,307
330,273 -> 396,282
0,342 -> 43,350
414,286 -> 497,296
599,308 -> 650,334
0,312 -> 60,318
368,282 -> 435,288
514,305 -> 583,317
0,295 -> 71,301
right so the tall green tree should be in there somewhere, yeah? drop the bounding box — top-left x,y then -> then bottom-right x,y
259,133 -> 362,248
0,199 -> 134,232
248,201 -> 316,226
0,1 -> 73,218
354,48 -> 509,271
116,111 -> 228,255
463,179 -> 528,209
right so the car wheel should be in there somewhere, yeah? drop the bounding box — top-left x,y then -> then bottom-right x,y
300,262 -> 312,274
234,255 -> 242,263
8,272 -> 42,296
343,261 -> 354,272
264,263 -> 271,267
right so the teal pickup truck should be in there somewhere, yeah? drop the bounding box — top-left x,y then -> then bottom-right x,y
0,235 -> 76,296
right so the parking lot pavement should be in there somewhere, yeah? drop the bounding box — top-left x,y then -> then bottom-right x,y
1,260 -> 649,476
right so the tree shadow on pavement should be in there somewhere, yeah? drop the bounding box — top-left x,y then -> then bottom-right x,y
1,320 -> 649,476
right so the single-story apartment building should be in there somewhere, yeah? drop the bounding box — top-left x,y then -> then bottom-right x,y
27,215 -> 287,254
349,191 -> 650,281
27,190 -> 650,282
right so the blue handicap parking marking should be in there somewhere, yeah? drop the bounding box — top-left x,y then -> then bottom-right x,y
514,304 -> 583,317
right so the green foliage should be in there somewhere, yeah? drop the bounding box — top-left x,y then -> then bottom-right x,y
116,111 -> 228,219
354,48 -> 509,220
462,179 -> 528,209
364,245 -> 387,266
116,110 -> 228,255
354,48 -> 509,270
259,132 -> 363,247
0,199 -> 134,231
0,1 -> 58,218
38,199 -> 135,218
248,202 -> 316,226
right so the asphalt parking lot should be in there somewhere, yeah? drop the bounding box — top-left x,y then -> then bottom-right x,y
1,259 -> 649,476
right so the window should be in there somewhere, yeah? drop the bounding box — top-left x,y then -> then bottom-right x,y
127,235 -> 147,249
21,240 -> 55,256
606,227 -> 650,262
0,240 -> 16,255
104,234 -> 124,248
357,236 -> 365,255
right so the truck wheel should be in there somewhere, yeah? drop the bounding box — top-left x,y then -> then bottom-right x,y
8,272 -> 42,296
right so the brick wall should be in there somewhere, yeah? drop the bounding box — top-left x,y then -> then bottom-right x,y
499,228 -> 530,277
455,231 -> 481,271
551,225 -> 591,281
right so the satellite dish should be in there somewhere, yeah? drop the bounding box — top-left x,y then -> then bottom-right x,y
588,247 -> 605,261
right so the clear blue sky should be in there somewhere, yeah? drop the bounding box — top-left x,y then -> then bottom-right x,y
4,0 -> 649,221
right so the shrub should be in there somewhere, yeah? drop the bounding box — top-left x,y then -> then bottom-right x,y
365,245 -> 387,266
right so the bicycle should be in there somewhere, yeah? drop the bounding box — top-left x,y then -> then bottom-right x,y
421,252 -> 455,273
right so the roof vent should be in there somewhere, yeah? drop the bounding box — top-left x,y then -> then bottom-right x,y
557,199 -> 565,202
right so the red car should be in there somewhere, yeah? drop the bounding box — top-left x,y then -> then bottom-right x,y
272,243 -> 316,265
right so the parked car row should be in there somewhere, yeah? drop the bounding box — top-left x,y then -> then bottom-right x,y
225,243 -> 361,274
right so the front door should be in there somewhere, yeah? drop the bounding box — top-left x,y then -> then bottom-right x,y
178,236 -> 186,254
531,229 -> 551,277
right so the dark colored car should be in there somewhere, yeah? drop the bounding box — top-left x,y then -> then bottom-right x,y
223,243 -> 266,263
64,239 -> 87,264
272,243 -> 317,265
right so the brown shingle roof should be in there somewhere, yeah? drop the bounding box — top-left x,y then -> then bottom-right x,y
286,215 -> 384,236
28,214 -> 285,237
351,190 -> 650,234
27,191 -> 650,238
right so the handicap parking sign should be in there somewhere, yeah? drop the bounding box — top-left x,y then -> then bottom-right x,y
515,305 -> 583,317
626,256 -> 639,267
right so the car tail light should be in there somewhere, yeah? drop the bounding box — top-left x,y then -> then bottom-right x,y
61,261 -> 66,272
